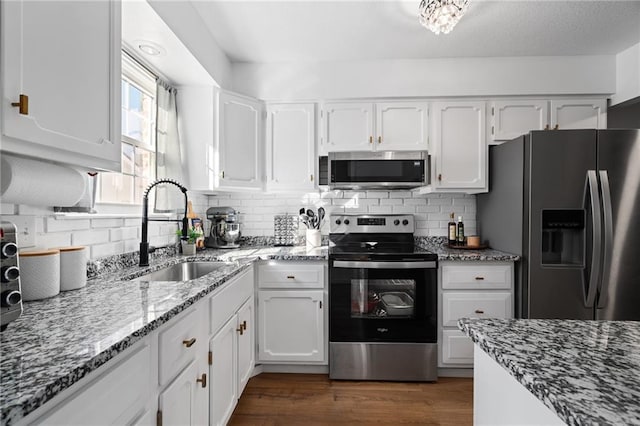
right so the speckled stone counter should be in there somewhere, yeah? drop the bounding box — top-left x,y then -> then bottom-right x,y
459,318 -> 640,426
0,245 -> 327,426
415,236 -> 520,261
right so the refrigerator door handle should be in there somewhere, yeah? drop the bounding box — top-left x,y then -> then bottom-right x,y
597,170 -> 613,309
582,170 -> 602,308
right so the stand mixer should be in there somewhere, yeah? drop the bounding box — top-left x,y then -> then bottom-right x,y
205,207 -> 241,249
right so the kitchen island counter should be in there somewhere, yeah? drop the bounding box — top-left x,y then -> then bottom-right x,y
0,245 -> 327,425
459,318 -> 640,426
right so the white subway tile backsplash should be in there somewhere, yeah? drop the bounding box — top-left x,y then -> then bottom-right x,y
46,218 -> 91,232
72,229 -> 110,246
91,241 -> 124,259
0,203 -> 16,215
37,232 -> 72,250
366,191 -> 389,199
392,206 -> 416,214
416,205 -> 441,213
368,205 -> 394,214
388,191 -> 412,199
379,198 -> 403,206
90,218 -> 124,228
403,198 -> 427,206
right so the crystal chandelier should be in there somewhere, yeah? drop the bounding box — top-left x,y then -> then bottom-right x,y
418,0 -> 470,35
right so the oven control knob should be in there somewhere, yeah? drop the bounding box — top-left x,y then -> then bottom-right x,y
1,242 -> 18,259
402,219 -> 409,226
344,219 -> 350,225
1,290 -> 21,307
1,266 -> 19,282
393,219 -> 400,226
335,219 -> 341,225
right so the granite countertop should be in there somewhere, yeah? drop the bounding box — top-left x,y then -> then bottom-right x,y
0,245 -> 327,426
415,237 -> 520,261
459,318 -> 640,426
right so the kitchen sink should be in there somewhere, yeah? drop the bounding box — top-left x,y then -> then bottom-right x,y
134,261 -> 233,282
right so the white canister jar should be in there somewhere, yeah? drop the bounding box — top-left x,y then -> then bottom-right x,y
56,246 -> 88,291
306,229 -> 321,250
19,249 -> 61,301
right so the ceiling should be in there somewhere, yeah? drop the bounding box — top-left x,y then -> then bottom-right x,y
189,0 -> 640,63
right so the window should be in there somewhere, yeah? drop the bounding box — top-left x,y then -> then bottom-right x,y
98,52 -> 157,205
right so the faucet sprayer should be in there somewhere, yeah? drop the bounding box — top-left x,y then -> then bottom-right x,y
139,179 -> 189,267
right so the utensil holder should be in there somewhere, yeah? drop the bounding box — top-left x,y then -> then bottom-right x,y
306,229 -> 321,250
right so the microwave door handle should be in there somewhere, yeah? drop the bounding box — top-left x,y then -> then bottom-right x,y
582,170 -> 602,308
597,170 -> 613,309
333,260 -> 437,269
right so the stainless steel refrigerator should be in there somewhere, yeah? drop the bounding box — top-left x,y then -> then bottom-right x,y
478,129 -> 640,320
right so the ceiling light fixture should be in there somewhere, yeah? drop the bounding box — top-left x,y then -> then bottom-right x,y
137,41 -> 165,57
418,0 -> 470,35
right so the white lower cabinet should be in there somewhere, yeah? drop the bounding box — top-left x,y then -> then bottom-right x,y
209,295 -> 255,426
210,315 -> 239,426
438,261 -> 514,370
159,360 -> 208,426
38,342 -> 153,425
258,290 -> 325,363
257,262 -> 327,364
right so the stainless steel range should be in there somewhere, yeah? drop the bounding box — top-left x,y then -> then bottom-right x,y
328,214 -> 438,382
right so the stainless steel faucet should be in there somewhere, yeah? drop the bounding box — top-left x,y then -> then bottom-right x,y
139,179 -> 189,267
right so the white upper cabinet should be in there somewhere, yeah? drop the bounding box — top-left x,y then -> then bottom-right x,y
266,103 -> 316,191
550,98 -> 607,130
490,100 -> 549,142
430,101 -> 487,192
376,102 -> 429,151
218,91 -> 264,191
321,101 -> 428,153
322,102 -> 373,152
490,98 -> 608,142
1,0 -> 121,172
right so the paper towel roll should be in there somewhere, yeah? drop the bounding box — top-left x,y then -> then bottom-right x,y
0,155 -> 86,206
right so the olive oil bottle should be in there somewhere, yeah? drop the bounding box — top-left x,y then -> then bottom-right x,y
448,213 -> 457,246
457,216 -> 465,246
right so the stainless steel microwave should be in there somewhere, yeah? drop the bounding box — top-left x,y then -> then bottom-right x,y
328,151 -> 429,190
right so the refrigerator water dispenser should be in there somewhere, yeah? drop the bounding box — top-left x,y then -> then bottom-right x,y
541,210 -> 584,266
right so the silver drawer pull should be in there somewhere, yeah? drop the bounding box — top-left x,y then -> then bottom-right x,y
475,309 -> 485,314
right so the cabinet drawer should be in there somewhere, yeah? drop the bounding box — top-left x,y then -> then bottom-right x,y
258,263 -> 324,289
442,292 -> 512,327
210,268 -> 253,335
441,329 -> 474,366
158,309 -> 200,386
442,263 -> 512,289
41,343 -> 151,425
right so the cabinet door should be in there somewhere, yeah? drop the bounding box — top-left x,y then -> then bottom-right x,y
237,297 -> 255,396
431,101 -> 487,190
209,315 -> 238,426
441,329 -> 474,365
40,343 -> 151,425
375,102 -> 429,151
266,103 -> 316,191
550,98 -> 607,130
258,290 -> 325,363
177,86 -> 215,192
158,361 -> 208,426
491,100 -> 548,141
1,0 -> 121,171
323,102 -> 374,152
218,91 -> 263,190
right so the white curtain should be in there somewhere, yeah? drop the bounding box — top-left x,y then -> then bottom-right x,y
155,80 -> 185,213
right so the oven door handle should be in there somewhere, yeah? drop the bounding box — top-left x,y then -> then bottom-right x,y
332,260 -> 437,269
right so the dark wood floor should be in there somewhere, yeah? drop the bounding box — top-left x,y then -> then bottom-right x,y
229,374 -> 473,425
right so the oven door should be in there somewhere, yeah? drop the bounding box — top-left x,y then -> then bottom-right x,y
329,259 -> 437,343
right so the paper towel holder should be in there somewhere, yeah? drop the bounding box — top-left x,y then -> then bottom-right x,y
54,172 -> 98,213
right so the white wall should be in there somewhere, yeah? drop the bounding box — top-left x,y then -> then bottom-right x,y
148,0 -> 232,89
208,190 -> 476,238
0,194 -> 210,260
231,55 -> 616,101
612,41 -> 640,106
